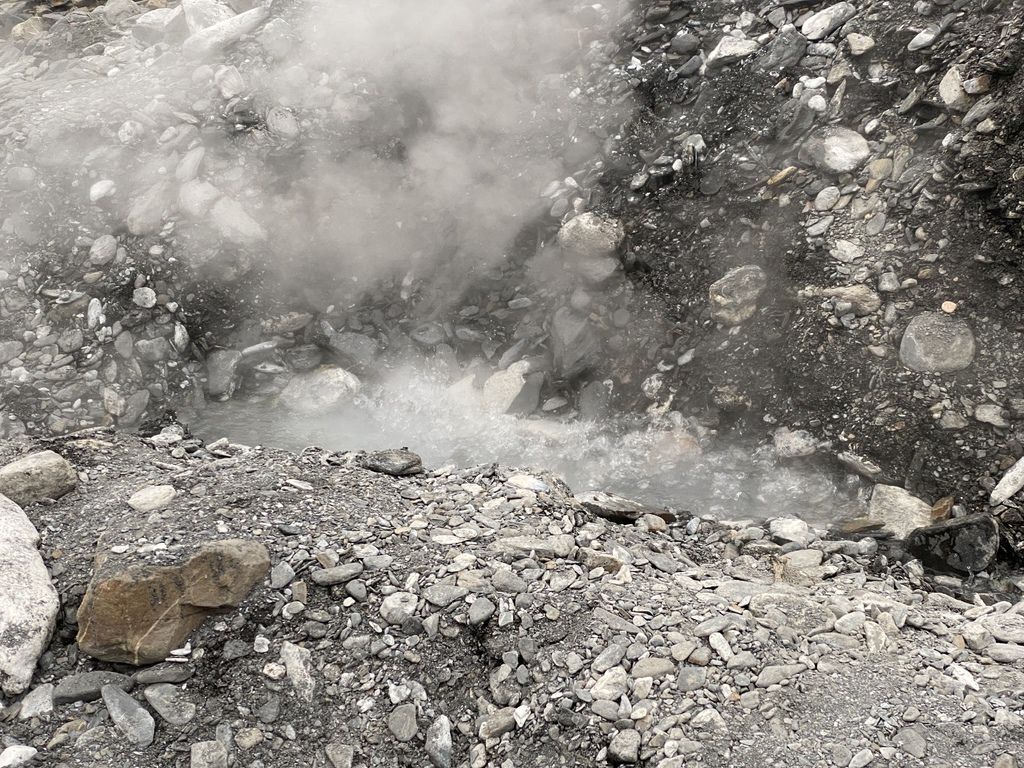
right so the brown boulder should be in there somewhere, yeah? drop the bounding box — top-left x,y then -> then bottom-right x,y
77,539 -> 269,664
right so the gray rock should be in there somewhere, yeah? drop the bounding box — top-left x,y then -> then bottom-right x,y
190,740 -> 229,768
143,683 -> 196,725
183,5 -> 269,58
280,641 -> 315,702
482,362 -> 543,415
468,597 -> 496,626
0,494 -> 59,695
706,36 -> 760,68
205,350 -> 242,399
867,485 -> 931,539
991,455 -> 1024,506
899,312 -> 975,372
671,31 -> 700,54
102,684 -> 156,747
551,307 -> 599,379
608,729 -> 641,764
478,707 -> 516,739
325,331 -> 378,373
17,683 -> 53,720
128,485 -> 176,513
0,451 -> 76,507
181,0 -> 233,32
388,703 -> 418,742
591,666 -> 629,700
89,235 -> 118,265
425,715 -> 452,768
311,563 -> 364,586
278,368 -> 361,412
631,656 -> 675,678
133,7 -> 186,44
325,743 -> 354,768
0,341 -> 23,365
54,671 -> 133,705
801,127 -> 870,174
759,24 -> 807,71
380,592 -> 418,625
708,265 -> 767,325
755,663 -> 806,687
133,663 -> 195,686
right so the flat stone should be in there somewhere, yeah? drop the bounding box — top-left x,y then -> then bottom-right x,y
630,657 -> 675,678
388,703 -> 418,742
899,312 -> 975,372
608,729 -> 641,764
380,592 -> 418,625
801,2 -> 856,40
280,641 -> 315,702
591,666 -> 629,700
868,485 -> 932,539
128,485 -> 176,513
755,663 -> 806,687
478,707 -> 516,739
54,671 -> 133,705
190,740 -> 229,768
706,36 -> 760,68
102,684 -> 155,747
143,683 -> 196,725
425,715 -> 452,768
422,584 -> 469,607
311,563 -> 364,586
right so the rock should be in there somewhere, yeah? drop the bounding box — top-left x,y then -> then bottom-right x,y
278,368 -> 361,412
991,455 -> 1024,506
0,451 -> 77,506
974,612 -> 1024,645
205,350 -> 242,399
557,212 -> 624,284
939,66 -> 972,112
179,180 -> 222,217
388,703 -> 418,742
756,663 -> 806,687
551,307 -> 599,379
468,597 -> 496,626
759,23 -> 807,70
631,656 -> 675,678
210,197 -> 266,245
0,746 -> 37,768
324,330 -> 378,372
867,485 -> 931,539
280,641 -> 315,702
18,683 -> 53,719
143,683 -> 196,725
801,127 -> 870,174
425,715 -> 452,768
478,708 -> 516,739
190,741 -> 229,768
0,341 -> 23,365
769,518 -> 813,547
102,684 -> 156,747
380,592 -> 418,625
128,485 -> 177,513
846,32 -> 874,56
102,0 -> 141,24
89,235 -> 118,265
362,449 -> 423,476
0,494 -> 59,695
482,362 -> 543,415
576,491 -> 669,524
133,7 -> 186,43
706,36 -> 761,68
127,182 -> 171,235
311,563 -> 364,586
772,427 -> 817,458
77,539 -> 270,664
53,671 -> 133,704
608,729 -> 641,764
671,31 -> 700,54
801,2 -> 856,40
181,0 -> 234,32
708,265 -> 767,325
325,743 -> 354,768
591,666 -> 628,700
905,515 -> 1000,573
813,284 -> 881,316
183,6 -> 269,58
899,312 -> 975,372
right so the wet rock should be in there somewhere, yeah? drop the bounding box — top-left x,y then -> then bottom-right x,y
181,0 -> 234,32
905,515 -> 999,573
103,684 -> 155,747
278,368 -> 361,412
708,265 -> 767,325
0,450 -> 77,507
482,361 -> 543,415
361,449 -> 423,477
133,7 -> 186,43
557,212 -> 624,284
576,491 -> 670,524
127,182 -> 171,235
0,494 -> 59,695
899,312 -> 975,373
205,350 -> 242,399
868,485 -> 931,539
324,330 -> 378,373
800,127 -> 870,174
551,307 -> 599,379
77,539 -> 270,664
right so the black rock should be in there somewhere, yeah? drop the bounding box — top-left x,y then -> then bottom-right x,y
905,515 -> 1000,574
53,671 -> 134,705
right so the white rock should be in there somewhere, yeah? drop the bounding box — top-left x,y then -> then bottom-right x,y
709,265 -> 767,325
557,212 -> 623,284
181,0 -> 234,33
868,485 -> 931,538
0,450 -> 77,507
210,197 -> 266,245
801,2 -> 856,40
0,746 -> 38,768
89,235 -> 118,266
183,6 -> 269,58
279,368 -> 361,412
0,494 -> 59,695
801,127 -> 870,174
939,66 -> 972,112
706,36 -> 761,68
128,485 -> 177,513
482,361 -> 541,415
991,455 -> 1024,506
178,179 -> 222,218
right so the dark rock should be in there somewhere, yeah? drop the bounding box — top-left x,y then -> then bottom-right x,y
361,449 -> 423,476
53,671 -> 133,705
906,515 -> 1000,574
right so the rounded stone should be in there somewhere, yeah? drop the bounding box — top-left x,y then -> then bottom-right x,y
899,312 -> 975,372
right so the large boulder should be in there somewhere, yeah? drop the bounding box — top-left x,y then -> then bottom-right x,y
899,312 -> 975,373
0,494 -> 59,695
708,265 -> 767,325
77,539 -> 269,665
278,367 -> 361,412
0,450 -> 77,507
905,515 -> 1000,574
868,484 -> 931,539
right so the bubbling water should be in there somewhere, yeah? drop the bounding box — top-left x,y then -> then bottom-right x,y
195,362 -> 865,524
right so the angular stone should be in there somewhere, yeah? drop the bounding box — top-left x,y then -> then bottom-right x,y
280,641 -> 315,702
0,494 -> 59,695
190,740 -> 229,768
591,666 -> 628,700
709,265 -> 767,325
423,584 -> 469,607
380,592 -> 418,625
608,729 -> 641,764
756,663 -> 806,687
706,36 -> 760,68
868,485 -> 931,539
905,515 -> 999,574
992,455 -> 1024,506
311,563 -> 364,587
557,212 -> 624,284
0,746 -> 37,767
128,485 -> 176,513
102,685 -> 156,747
77,539 -> 270,664
0,451 -> 77,507
899,312 -> 975,373
144,683 -> 196,725
801,2 -> 856,40
361,449 -> 422,477
183,5 -> 268,58
279,368 -> 361,413
18,683 -> 53,720
551,307 -> 600,379
426,715 -> 452,768
478,707 -> 516,739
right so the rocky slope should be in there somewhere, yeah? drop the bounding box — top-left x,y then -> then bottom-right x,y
0,431 -> 1023,767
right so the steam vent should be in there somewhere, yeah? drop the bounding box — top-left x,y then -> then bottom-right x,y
3,0 -> 1024,765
